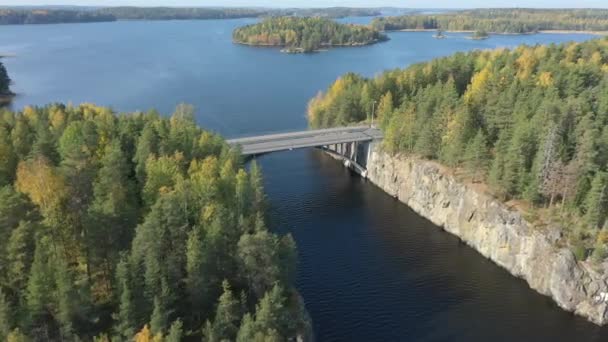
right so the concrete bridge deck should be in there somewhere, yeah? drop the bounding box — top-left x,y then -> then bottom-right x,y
227,126 -> 383,156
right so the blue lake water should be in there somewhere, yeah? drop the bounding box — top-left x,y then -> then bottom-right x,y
2,18 -> 607,341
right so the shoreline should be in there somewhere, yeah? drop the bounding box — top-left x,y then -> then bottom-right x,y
384,28 -> 608,36
0,93 -> 15,105
356,147 -> 608,326
233,38 -> 388,53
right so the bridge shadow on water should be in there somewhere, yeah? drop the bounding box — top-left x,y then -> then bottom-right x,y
252,148 -> 608,342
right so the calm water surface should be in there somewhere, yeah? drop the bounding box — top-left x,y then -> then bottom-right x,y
2,18 -> 607,341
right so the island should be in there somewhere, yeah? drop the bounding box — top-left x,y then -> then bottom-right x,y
432,29 -> 446,39
371,8 -> 608,34
469,30 -> 489,39
308,37 -> 608,324
233,17 -> 389,53
0,61 -> 13,104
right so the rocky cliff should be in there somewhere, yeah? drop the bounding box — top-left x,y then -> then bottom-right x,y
365,147 -> 608,325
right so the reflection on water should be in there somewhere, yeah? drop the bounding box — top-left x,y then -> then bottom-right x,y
260,149 -> 608,341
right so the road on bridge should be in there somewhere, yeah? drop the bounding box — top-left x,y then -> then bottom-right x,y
227,126 -> 383,156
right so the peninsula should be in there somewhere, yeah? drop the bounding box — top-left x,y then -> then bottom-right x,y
308,37 -> 608,325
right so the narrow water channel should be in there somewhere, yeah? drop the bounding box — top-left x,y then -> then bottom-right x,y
260,149 -> 608,341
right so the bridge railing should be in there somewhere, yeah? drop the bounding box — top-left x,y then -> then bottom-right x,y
226,125 -> 375,144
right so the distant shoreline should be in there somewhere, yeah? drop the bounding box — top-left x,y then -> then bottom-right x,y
384,28 -> 608,36
233,38 -> 388,54
0,93 -> 15,105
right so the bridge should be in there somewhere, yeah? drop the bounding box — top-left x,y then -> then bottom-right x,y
227,126 -> 383,177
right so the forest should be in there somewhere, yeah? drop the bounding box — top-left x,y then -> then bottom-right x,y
0,9 -> 115,25
371,9 -> 608,33
233,17 -> 388,53
0,103 -> 310,341
94,7 -> 268,21
96,7 -> 381,21
308,38 -> 608,262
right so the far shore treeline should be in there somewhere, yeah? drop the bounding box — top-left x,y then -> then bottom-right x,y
0,103 -> 311,340
0,7 -> 381,25
308,38 -> 608,263
372,9 -> 608,33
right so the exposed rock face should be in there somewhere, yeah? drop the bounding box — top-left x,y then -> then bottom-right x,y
365,147 -> 608,325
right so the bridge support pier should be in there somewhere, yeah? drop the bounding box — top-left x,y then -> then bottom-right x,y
323,140 -> 375,179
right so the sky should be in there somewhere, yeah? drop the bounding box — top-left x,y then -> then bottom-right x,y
0,1 -> 607,9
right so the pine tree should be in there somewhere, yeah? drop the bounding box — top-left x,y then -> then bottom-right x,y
237,231 -> 281,299
0,126 -> 16,186
236,313 -> 256,342
253,284 -> 288,339
585,172 -> 608,228
6,220 -> 34,292
114,258 -> 136,339
211,281 -> 241,341
54,256 -> 78,338
134,123 -> 159,189
249,161 -> 265,214
165,319 -> 183,342
26,237 -> 53,321
377,91 -> 394,126
0,289 -> 11,341
463,130 -> 490,182
235,169 -> 252,219
89,140 -> 137,292
186,228 -> 208,323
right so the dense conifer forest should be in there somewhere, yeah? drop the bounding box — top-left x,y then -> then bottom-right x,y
308,38 -> 608,262
371,9 -> 608,33
233,17 -> 388,53
0,104 -> 310,341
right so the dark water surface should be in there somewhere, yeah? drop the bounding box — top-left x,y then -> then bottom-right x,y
2,18 -> 607,341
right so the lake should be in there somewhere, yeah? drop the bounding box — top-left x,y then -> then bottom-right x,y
2,18 -> 607,341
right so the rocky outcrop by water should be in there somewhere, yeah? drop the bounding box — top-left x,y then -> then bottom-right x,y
365,147 -> 608,325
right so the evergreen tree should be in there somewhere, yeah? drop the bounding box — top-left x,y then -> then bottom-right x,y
0,289 -> 11,341
150,295 -> 168,335
0,126 -> 16,186
236,313 -> 256,342
54,256 -> 78,338
134,123 -> 159,188
585,172 -> 608,228
26,237 -> 53,321
5,221 -> 35,291
185,228 -> 208,323
463,130 -> 490,182
165,319 -> 183,342
114,258 -> 136,339
210,281 -> 241,341
253,284 -> 288,339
